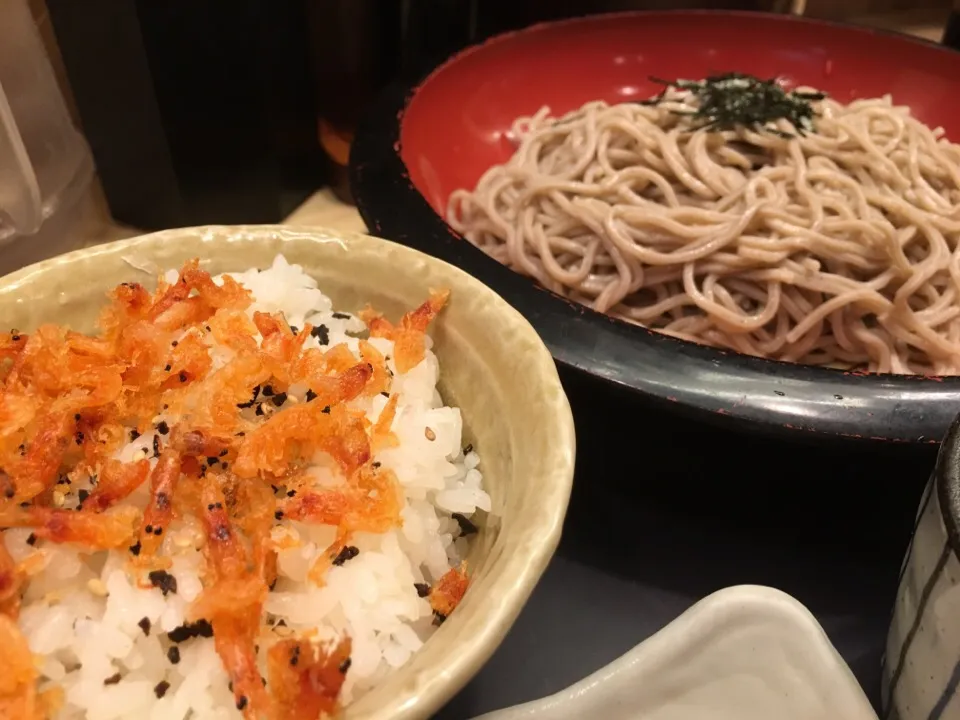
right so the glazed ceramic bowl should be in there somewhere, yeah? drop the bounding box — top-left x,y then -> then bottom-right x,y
350,10 -> 960,443
884,412 -> 960,720
0,225 -> 576,720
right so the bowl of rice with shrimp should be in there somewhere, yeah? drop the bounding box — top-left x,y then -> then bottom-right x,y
0,225 -> 574,720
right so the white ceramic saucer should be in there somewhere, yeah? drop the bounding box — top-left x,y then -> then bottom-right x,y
473,585 -> 878,720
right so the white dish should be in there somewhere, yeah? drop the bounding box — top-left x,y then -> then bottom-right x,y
474,585 -> 878,720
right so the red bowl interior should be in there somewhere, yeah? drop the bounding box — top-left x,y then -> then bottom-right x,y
401,11 -> 960,214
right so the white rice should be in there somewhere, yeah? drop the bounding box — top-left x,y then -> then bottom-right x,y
10,255 -> 489,719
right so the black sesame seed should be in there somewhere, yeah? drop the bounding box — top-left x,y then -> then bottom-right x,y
207,456 -> 219,466
152,435 -> 161,458
26,533 -> 37,547
290,326 -> 299,335
130,429 -> 141,442
290,645 -> 301,666
463,444 -> 473,455
286,489 -> 296,498
274,510 -> 284,521
129,541 -> 142,556
207,503 -> 215,511
167,646 -> 181,664
221,462 -> 228,470
171,340 -> 178,347
270,392 -> 287,407
372,462 -> 381,469
145,525 -> 154,534
276,619 -> 287,627
261,384 -> 274,397
205,325 -> 211,333
321,405 -> 331,414
74,414 -> 81,421
156,421 -> 169,435
310,325 -> 329,344
78,489 -> 90,505
236,696 -> 248,710
164,364 -> 172,372
305,389 -> 317,402
215,502 -> 223,509
380,391 -> 390,398
339,657 -> 352,674
154,680 -> 170,698
332,312 -> 350,320
103,673 -> 122,685
178,371 -> 187,383
235,431 -> 245,437
414,582 -> 430,598
153,526 -> 163,536
332,546 -> 359,566
452,513 -> 479,537
219,449 -> 228,457
149,570 -> 178,596
75,432 -> 84,445
10,334 -> 20,342
138,617 -> 151,636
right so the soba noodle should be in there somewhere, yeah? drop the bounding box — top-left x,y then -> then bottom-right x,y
447,85 -> 960,374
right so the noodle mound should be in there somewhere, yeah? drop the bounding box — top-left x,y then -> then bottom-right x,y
448,85 -> 960,374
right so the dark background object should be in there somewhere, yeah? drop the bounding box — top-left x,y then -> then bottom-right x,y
436,370 -> 928,717
46,0 -> 323,229
351,11 -> 960,444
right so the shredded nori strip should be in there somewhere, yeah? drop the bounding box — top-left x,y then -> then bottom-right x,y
332,312 -> 351,320
640,72 -> 824,138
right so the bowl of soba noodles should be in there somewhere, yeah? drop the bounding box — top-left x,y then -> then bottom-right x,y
350,10 -> 960,444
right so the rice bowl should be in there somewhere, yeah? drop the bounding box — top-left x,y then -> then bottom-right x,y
0,226 -> 576,720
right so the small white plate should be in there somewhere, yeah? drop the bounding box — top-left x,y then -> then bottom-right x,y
473,585 -> 878,720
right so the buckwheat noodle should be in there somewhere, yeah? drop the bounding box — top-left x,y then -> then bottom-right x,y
447,88 -> 960,374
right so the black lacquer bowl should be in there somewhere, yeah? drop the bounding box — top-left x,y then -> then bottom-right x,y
350,10 -> 960,445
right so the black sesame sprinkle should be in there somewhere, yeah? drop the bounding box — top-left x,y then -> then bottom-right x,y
321,405 -> 331,414
274,510 -> 284,521
130,429 -> 141,442
276,619 -> 287,627
261,384 -> 274,397
207,456 -> 219,466
26,533 -> 37,547
452,513 -> 479,537
156,421 -> 169,435
103,673 -> 122,686
75,431 -> 84,445
310,325 -> 329,344
463,444 -> 473,455
372,462 -> 381,469
167,619 -> 213,643
78,489 -> 90,505
305,389 -> 318,402
164,364 -> 172,372
74,414 -> 81,421
286,489 -> 296,498
171,340 -> 178,347
339,657 -> 352,674
219,449 -> 228,457
138,617 -> 151,636
290,326 -> 299,335
10,334 -> 20,342
290,645 -> 301,666
414,583 -> 430,598
332,546 -> 359,566
153,526 -> 163,535
332,312 -> 351,320
154,680 -> 170,698
178,371 -> 187,383
152,435 -> 161,458
236,696 -> 248,711
221,462 -> 229,470
167,646 -> 181,664
129,541 -> 142,556
145,525 -> 154,534
270,392 -> 287,407
380,391 -> 390,398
